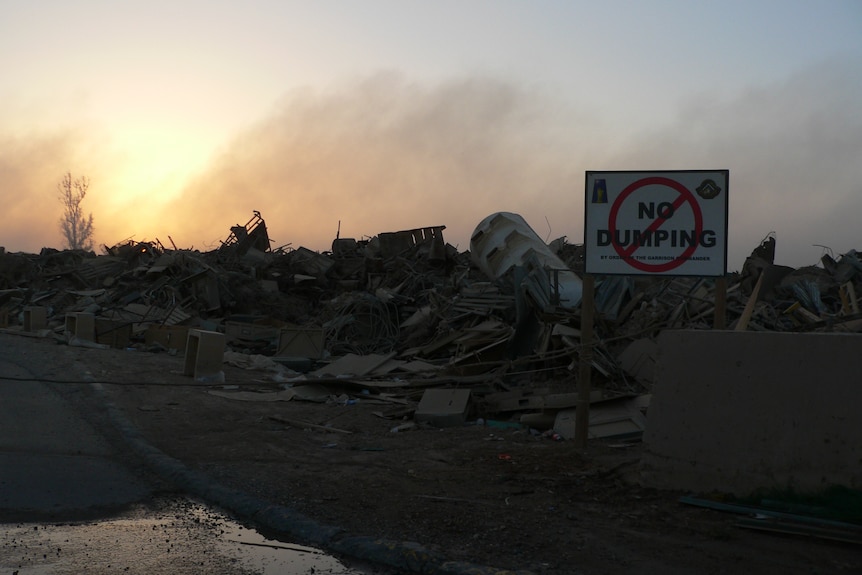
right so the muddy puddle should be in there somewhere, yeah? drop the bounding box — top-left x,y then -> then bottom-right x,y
0,497 -> 382,574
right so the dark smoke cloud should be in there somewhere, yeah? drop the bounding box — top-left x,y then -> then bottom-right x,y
611,57 -> 862,269
166,60 -> 862,270
7,59 -> 858,272
164,72 -> 584,252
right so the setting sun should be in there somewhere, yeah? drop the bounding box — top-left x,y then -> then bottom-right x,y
90,123 -> 217,248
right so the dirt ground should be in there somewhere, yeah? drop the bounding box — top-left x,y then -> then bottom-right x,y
6,332 -> 860,575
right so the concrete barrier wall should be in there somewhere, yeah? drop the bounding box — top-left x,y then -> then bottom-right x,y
640,330 -> 862,496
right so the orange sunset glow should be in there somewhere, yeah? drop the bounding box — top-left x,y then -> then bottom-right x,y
1,2 -> 860,270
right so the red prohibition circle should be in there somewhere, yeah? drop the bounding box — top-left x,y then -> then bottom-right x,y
607,177 -> 704,273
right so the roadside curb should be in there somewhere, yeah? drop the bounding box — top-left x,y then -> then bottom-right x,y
91,383 -> 536,575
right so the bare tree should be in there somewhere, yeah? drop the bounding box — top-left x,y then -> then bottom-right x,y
58,171 -> 95,251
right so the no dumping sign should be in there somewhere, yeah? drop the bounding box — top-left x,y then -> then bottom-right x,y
584,170 -> 728,276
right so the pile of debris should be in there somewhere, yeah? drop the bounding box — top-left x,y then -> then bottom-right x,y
1,214 -> 860,439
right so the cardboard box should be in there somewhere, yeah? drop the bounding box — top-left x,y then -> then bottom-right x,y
414,389 -> 472,427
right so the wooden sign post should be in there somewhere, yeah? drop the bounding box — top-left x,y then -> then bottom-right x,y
581,170 -> 729,448
575,274 -> 595,449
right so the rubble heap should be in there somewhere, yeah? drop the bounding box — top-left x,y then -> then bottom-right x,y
1,214 -> 860,437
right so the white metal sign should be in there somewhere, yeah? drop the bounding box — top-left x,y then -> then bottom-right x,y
584,170 -> 728,276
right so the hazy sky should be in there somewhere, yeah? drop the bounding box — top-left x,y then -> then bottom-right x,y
1,0 -> 860,270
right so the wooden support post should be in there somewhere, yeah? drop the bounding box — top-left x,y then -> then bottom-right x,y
575,274 -> 595,449
735,271 -> 764,331
714,276 -> 727,330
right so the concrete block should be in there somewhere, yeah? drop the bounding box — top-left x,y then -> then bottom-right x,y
414,389 -> 471,427
641,330 -> 862,496
183,329 -> 225,381
23,306 -> 48,332
65,312 -> 96,341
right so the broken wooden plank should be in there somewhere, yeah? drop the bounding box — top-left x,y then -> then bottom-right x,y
735,271 -> 764,331
680,496 -> 862,535
840,281 -> 860,315
736,517 -> 862,545
554,397 -> 647,440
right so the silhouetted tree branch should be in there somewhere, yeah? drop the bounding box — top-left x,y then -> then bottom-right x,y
58,171 -> 95,251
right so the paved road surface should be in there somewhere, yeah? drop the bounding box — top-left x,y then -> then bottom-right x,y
0,337 -> 376,574
0,353 -> 153,521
